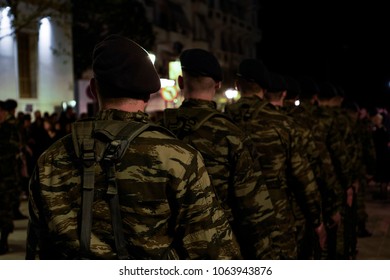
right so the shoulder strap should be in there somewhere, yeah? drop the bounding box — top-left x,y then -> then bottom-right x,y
71,119 -> 152,259
71,120 -> 96,258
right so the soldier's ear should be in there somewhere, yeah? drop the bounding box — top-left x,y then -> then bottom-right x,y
178,75 -> 184,89
215,81 -> 222,90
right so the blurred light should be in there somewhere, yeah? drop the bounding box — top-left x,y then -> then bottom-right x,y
148,53 -> 156,64
169,61 -> 182,81
39,17 -> 52,62
225,88 -> 238,99
0,7 -> 13,55
1,7 -> 12,35
161,86 -> 178,101
160,78 -> 175,88
68,100 -> 77,107
294,99 -> 300,106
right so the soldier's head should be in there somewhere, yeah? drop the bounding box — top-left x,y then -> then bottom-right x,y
316,81 -> 340,106
4,99 -> 17,116
236,59 -> 269,97
284,75 -> 301,101
91,35 -> 160,107
178,48 -> 222,99
296,76 -> 319,101
265,72 -> 288,104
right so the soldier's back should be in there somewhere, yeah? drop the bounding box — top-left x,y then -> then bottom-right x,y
27,110 -> 241,260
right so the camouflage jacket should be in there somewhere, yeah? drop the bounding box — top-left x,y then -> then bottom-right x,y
162,99 -> 278,259
27,109 -> 241,260
314,106 -> 354,190
226,96 -> 322,259
226,97 -> 323,228
284,101 -> 344,220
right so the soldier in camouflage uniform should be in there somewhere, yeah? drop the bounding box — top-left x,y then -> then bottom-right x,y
26,35 -> 241,260
314,82 -> 357,259
162,49 -> 279,259
285,77 -> 343,259
0,101 -> 21,254
262,72 -> 326,259
225,60 -> 325,259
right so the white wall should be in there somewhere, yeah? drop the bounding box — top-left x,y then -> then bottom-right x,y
0,7 -> 18,104
0,5 -> 74,116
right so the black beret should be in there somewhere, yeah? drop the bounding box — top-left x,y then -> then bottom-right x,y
268,72 -> 287,93
237,59 -> 269,89
317,82 -> 338,99
297,76 -> 319,99
4,99 -> 17,110
92,35 -> 160,99
284,76 -> 301,99
180,48 -> 222,82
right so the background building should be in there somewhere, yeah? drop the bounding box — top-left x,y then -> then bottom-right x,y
0,0 -> 74,116
0,0 -> 261,116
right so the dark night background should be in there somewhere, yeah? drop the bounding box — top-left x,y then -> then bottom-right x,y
257,1 -> 390,108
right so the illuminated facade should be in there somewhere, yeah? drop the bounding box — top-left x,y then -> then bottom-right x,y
0,1 -> 74,116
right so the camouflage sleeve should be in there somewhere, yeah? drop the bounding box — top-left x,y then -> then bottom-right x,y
229,135 -> 279,259
327,117 -> 353,188
26,167 -> 51,259
175,151 -> 242,259
289,126 -> 323,228
316,141 -> 344,219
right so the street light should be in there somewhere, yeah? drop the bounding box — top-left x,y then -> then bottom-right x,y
225,88 -> 238,102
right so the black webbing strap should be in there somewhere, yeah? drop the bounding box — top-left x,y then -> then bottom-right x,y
103,139 -> 129,259
106,161 -> 129,259
80,138 -> 96,257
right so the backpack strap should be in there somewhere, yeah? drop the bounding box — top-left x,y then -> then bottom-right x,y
97,121 -> 151,260
71,120 -> 97,258
71,119 -> 152,259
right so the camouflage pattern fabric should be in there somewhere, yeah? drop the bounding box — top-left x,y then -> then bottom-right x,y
226,96 -> 323,259
284,101 -> 345,259
311,105 -> 355,259
26,109 -> 241,260
162,99 -> 279,259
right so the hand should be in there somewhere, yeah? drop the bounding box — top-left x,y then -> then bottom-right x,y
314,223 -> 327,250
329,211 -> 341,228
352,180 -> 360,193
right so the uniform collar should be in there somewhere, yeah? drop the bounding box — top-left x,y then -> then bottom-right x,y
96,109 -> 150,122
181,99 -> 217,110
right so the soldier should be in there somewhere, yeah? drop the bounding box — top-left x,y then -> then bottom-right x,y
162,49 -> 279,259
225,60 -> 325,259
285,76 -> 343,259
313,82 -> 357,259
263,71 -> 327,259
26,35 -> 241,260
0,101 -> 21,254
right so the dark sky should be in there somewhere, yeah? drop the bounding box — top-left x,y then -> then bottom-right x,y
257,1 -> 390,108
